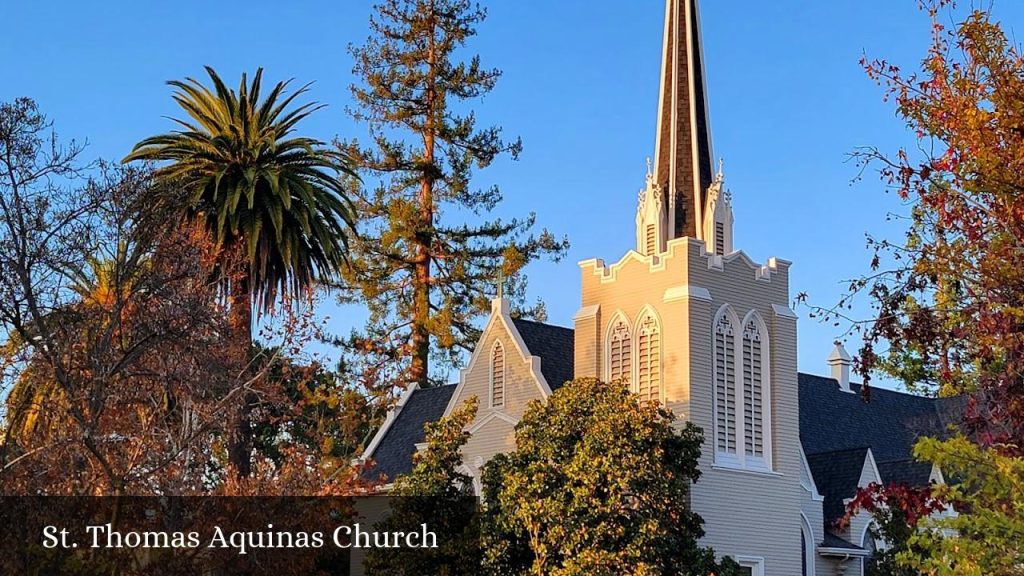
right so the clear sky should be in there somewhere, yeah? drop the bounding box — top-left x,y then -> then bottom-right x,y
4,1 -> 1023,386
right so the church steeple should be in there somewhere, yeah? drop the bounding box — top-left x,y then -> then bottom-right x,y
653,0 -> 714,242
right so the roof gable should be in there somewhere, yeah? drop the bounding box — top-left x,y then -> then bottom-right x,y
806,447 -> 871,523
363,384 -> 456,482
510,318 -> 574,390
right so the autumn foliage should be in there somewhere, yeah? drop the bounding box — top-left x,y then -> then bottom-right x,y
808,0 -> 1024,451
834,2 -> 1024,574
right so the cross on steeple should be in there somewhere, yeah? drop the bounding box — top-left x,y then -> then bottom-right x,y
653,0 -> 715,242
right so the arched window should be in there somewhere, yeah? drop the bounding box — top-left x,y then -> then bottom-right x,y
741,311 -> 771,468
607,315 -> 632,383
715,308 -> 772,470
714,309 -> 737,456
490,341 -> 505,409
742,317 -> 765,459
862,524 -> 879,576
635,311 -> 662,402
801,515 -> 816,576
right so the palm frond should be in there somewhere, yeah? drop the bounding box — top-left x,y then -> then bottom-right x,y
123,67 -> 359,315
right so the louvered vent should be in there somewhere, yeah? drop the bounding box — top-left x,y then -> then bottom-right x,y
609,319 -> 632,383
636,314 -> 661,402
743,320 -> 764,458
491,342 -> 505,408
715,314 -> 736,454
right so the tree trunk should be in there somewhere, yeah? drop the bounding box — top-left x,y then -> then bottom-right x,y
410,10 -> 438,390
228,269 -> 253,479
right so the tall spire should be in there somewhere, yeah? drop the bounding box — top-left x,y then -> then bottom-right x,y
653,0 -> 714,241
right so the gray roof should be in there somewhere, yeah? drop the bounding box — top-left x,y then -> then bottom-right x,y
799,373 -> 962,527
798,373 -> 956,463
806,447 -> 871,524
511,318 -> 575,390
821,531 -> 866,552
364,384 -> 456,482
878,459 -> 934,487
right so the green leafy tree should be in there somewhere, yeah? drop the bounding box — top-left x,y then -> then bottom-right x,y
363,397 -> 482,575
480,378 -> 740,576
125,67 -> 357,477
339,0 -> 568,388
899,437 -> 1024,576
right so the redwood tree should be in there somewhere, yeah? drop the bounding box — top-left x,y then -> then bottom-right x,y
338,0 -> 568,389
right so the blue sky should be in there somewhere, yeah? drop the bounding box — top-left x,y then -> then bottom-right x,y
4,1 -> 1023,386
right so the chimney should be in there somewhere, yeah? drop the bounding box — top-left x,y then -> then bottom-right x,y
828,343 -> 854,393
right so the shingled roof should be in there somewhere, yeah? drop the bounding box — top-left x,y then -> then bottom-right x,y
798,373 -> 956,463
364,384 -> 456,482
511,318 -> 575,390
806,447 -> 872,523
877,459 -> 934,487
821,531 -> 867,553
799,372 -> 961,527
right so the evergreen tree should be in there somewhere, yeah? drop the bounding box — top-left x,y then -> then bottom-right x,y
339,0 -> 568,388
480,378 -> 741,576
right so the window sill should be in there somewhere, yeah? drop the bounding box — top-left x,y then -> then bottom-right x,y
711,463 -> 783,478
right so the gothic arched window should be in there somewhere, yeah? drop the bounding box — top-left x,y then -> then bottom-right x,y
862,525 -> 880,576
635,311 -> 662,402
801,515 -> 816,576
607,315 -> 632,383
735,311 -> 771,470
713,309 -> 737,457
714,307 -> 772,470
742,317 -> 765,460
490,341 -> 505,409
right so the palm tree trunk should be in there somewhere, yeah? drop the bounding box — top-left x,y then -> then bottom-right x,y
228,270 -> 253,479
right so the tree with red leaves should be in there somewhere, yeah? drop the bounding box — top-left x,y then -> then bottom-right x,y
819,1 -> 1024,573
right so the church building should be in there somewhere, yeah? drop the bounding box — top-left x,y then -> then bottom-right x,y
362,1 -> 960,574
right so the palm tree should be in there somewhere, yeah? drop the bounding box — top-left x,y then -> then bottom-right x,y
124,67 -> 356,476
124,66 -> 355,343
2,251 -> 144,448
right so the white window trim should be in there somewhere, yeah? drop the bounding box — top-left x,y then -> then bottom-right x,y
741,310 -> 773,470
801,513 -> 817,576
712,305 -> 739,464
632,306 -> 664,403
712,306 -> 773,472
735,555 -> 765,576
489,340 -> 505,410
604,311 -> 632,384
